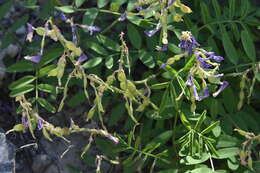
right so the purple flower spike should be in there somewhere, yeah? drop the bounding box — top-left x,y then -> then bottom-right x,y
213,81 -> 229,97
26,23 -> 34,42
37,119 -> 44,130
118,13 -> 127,21
80,25 -> 101,35
196,56 -> 212,69
59,12 -> 68,21
192,85 -> 199,101
156,44 -> 168,51
179,31 -> 200,55
144,23 -> 162,37
106,135 -> 119,144
76,53 -> 88,65
198,88 -> 209,101
160,63 -> 167,69
24,54 -> 42,63
212,56 -> 224,62
186,76 -> 194,86
22,115 -> 29,127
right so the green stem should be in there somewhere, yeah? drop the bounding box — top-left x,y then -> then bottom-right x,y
100,19 -> 119,34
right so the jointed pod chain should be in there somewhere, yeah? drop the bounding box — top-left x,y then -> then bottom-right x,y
10,15 -> 160,147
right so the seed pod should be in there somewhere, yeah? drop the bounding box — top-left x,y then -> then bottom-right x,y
127,81 -> 137,94
120,82 -> 127,90
180,4 -> 192,13
106,75 -> 115,85
117,70 -> 126,82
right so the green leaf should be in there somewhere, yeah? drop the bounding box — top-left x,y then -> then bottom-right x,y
159,86 -> 170,113
139,51 -> 155,68
86,41 -> 108,55
194,110 -> 206,130
9,85 -> 34,97
97,0 -> 110,8
37,84 -> 55,93
241,30 -> 256,62
168,43 -> 181,54
38,64 -> 57,77
180,112 -> 191,130
200,2 -> 211,24
151,82 -> 169,89
75,0 -> 86,8
216,135 -> 239,148
201,121 -> 220,135
39,47 -> 63,67
147,130 -> 172,146
82,57 -> 102,68
9,75 -> 36,90
105,56 -> 113,69
83,8 -> 99,25
212,0 -> 221,17
55,6 -> 75,13
190,167 -> 213,173
213,147 -> 239,159
0,0 -> 12,20
10,15 -> 29,32
37,98 -> 56,113
183,153 -> 209,165
222,29 -> 239,65
228,0 -> 235,18
127,23 -> 142,49
96,35 -> 120,52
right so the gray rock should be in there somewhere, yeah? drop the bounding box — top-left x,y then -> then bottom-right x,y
0,132 -> 16,173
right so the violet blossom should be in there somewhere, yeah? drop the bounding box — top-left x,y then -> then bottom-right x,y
24,54 -> 42,63
37,118 -> 44,130
160,63 -> 167,69
168,0 -> 176,7
79,25 -> 101,35
156,44 -> 168,51
186,76 -> 209,101
26,23 -> 34,42
59,12 -> 68,22
144,23 -> 162,37
179,31 -> 200,55
213,81 -> 229,97
22,115 -> 29,127
76,53 -> 88,65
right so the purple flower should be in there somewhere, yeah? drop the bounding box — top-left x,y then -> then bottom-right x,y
24,54 -> 42,63
196,56 -> 212,69
186,76 -> 209,101
156,44 -> 168,51
179,31 -> 200,55
79,25 -> 101,35
59,12 -> 68,21
22,115 -> 29,127
76,53 -> 88,65
205,52 -> 224,62
37,119 -> 44,130
118,13 -> 127,21
144,23 -> 162,37
213,81 -> 229,97
106,135 -> 119,144
136,5 -> 149,11
160,63 -> 167,68
71,24 -> 77,44
26,23 -> 34,42
168,0 -> 176,7
198,88 -> 209,101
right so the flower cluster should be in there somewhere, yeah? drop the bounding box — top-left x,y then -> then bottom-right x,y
177,31 -> 229,101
